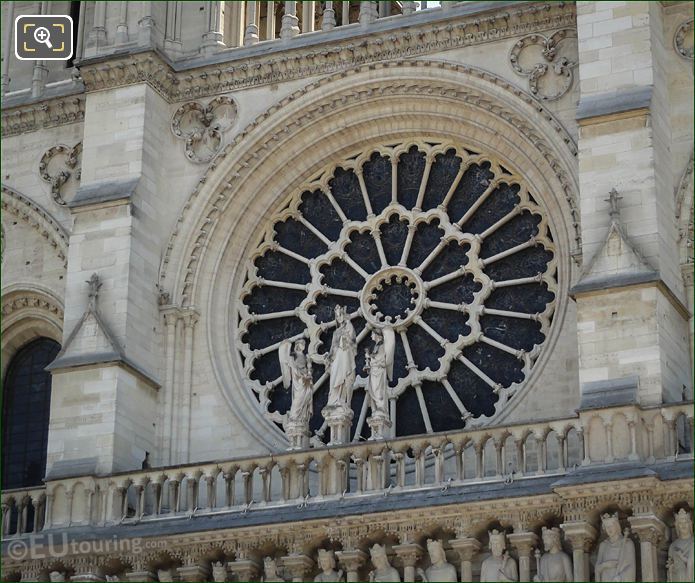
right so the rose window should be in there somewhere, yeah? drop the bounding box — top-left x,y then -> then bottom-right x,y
238,142 -> 557,439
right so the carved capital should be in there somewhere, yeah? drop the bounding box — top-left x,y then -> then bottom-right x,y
392,543 -> 424,567
227,558 -> 260,582
560,521 -> 597,553
449,537 -> 482,561
336,549 -> 368,573
177,563 -> 212,582
628,514 -> 666,545
280,554 -> 314,579
508,532 -> 539,556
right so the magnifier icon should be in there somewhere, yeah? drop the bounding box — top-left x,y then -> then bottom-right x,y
33,26 -> 53,49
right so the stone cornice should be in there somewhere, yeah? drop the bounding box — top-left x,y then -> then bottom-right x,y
77,2 -> 575,103
1,94 -> 85,138
1,3 -> 575,137
1,184 -> 69,267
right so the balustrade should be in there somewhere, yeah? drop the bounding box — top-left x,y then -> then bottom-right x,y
0,402 -> 690,539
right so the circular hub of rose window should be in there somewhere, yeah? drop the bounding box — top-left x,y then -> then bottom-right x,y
362,267 -> 424,327
238,142 -> 557,439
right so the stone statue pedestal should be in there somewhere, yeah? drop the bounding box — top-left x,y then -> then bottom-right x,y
322,405 -> 354,445
367,412 -> 392,440
286,419 -> 310,450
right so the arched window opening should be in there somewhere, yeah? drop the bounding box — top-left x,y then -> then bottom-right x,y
2,338 -> 60,489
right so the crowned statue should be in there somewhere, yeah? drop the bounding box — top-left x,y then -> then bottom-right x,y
211,561 -> 227,583
262,557 -> 285,582
533,527 -> 572,582
594,513 -> 636,582
480,530 -> 518,582
667,508 -> 694,582
314,549 -> 344,582
279,337 -> 313,449
417,539 -> 458,582
322,305 -> 357,444
326,305 -> 357,411
368,543 -> 401,582
364,327 -> 395,439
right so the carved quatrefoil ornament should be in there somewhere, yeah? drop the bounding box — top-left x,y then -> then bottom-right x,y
39,142 -> 82,206
509,29 -> 578,101
675,19 -> 694,61
171,97 -> 238,164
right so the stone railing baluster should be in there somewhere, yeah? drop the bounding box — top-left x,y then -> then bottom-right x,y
322,1 -> 336,30
302,1 -> 316,33
20,401 -> 689,534
401,1 -> 417,16
244,1 -> 259,46
359,1 -> 378,25
474,441 -> 483,479
266,1 -> 276,39
454,441 -> 464,480
281,1 -> 301,39
223,465 -> 238,507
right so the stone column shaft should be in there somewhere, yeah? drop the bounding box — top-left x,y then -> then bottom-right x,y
561,521 -> 597,583
508,532 -> 538,582
450,537 -> 481,582
393,543 -> 423,583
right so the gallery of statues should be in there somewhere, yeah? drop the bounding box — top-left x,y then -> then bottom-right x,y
0,1 -> 693,582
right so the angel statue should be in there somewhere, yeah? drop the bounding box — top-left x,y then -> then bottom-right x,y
279,338 -> 313,449
326,305 -> 357,412
365,327 -> 395,439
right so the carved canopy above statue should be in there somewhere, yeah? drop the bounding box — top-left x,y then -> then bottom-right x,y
237,140 -> 557,439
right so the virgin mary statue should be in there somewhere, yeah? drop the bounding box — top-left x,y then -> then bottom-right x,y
326,305 -> 357,411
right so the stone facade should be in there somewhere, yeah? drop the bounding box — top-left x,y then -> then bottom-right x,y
1,1 -> 693,582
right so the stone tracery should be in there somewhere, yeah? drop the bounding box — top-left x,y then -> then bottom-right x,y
238,141 -> 557,439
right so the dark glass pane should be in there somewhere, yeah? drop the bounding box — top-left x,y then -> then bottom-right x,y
406,220 -> 444,269
330,167 -> 367,221
299,189 -> 343,240
243,285 -> 305,314
446,162 -> 494,223
2,338 -> 60,489
447,359 -> 499,418
362,153 -> 392,215
346,231 -> 381,274
397,146 -> 426,209
464,183 -> 521,235
479,209 -> 539,259
254,251 -> 311,284
481,315 -> 545,352
395,386 -> 427,437
422,149 -> 462,211
379,214 -> 409,265
274,218 -> 327,259
484,246 -> 553,281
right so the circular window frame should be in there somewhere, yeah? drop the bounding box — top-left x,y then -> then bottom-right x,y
234,140 -> 559,440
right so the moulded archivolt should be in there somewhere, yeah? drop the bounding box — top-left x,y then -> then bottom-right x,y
236,141 -> 557,439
